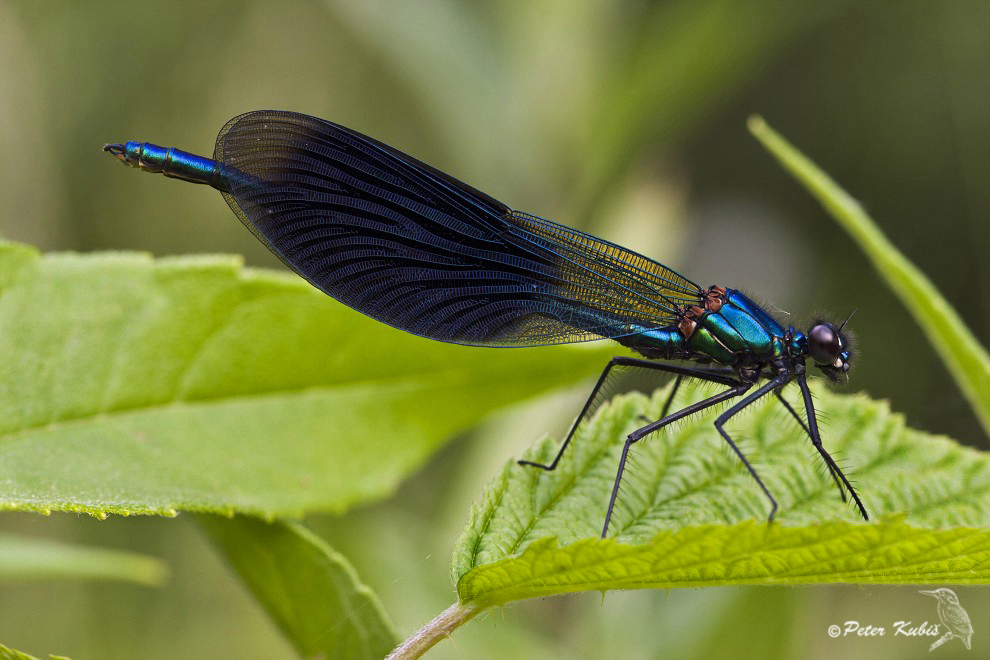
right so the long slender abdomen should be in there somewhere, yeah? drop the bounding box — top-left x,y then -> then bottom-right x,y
104,141 -> 230,190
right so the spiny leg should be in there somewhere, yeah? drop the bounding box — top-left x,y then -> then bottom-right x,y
693,369 -> 847,503
637,373 -> 683,424
602,380 -> 751,538
713,375 -> 791,522
518,357 -> 737,472
658,372 -> 684,418
796,372 -> 869,520
774,389 -> 847,502
639,365 -> 753,423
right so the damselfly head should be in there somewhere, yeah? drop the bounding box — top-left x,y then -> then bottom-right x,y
807,320 -> 851,382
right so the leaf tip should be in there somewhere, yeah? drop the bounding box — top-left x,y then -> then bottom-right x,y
747,114 -> 768,135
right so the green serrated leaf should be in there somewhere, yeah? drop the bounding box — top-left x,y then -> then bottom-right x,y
748,116 -> 990,437
0,533 -> 166,585
457,521 -> 990,607
0,242 -> 613,517
199,515 -> 397,660
452,380 -> 990,605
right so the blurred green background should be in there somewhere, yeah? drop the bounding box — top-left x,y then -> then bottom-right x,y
1,1 -> 988,658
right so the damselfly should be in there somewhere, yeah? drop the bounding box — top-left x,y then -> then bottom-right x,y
105,110 -> 868,537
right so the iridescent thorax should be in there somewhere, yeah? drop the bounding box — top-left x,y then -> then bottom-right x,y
621,286 -> 797,367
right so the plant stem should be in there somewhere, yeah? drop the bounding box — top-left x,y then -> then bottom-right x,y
748,115 -> 990,437
386,601 -> 482,659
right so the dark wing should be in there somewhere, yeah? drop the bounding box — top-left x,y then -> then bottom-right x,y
214,110 -> 701,347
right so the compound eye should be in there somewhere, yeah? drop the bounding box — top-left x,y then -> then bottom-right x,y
808,323 -> 840,365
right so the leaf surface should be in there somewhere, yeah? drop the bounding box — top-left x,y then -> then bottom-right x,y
0,242 -> 612,517
200,515 -> 397,660
453,381 -> 990,605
